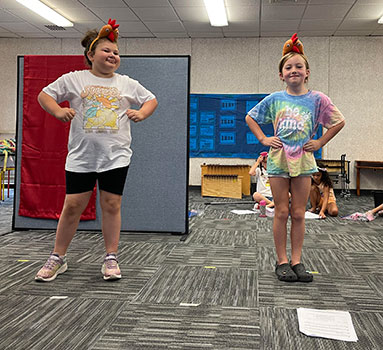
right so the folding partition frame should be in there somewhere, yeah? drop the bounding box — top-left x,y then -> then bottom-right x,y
13,55 -> 190,234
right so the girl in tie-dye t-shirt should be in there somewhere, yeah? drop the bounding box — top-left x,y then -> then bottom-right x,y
247,90 -> 344,177
246,44 -> 345,284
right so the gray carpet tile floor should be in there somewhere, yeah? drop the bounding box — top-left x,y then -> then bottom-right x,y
0,188 -> 383,349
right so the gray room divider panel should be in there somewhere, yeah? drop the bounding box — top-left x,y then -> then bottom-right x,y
13,56 -> 190,234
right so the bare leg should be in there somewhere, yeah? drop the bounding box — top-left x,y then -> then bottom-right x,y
99,190 -> 122,254
253,192 -> 273,207
269,177 -> 290,265
309,185 -> 320,212
289,176 -> 311,266
53,191 -> 93,256
327,202 -> 339,217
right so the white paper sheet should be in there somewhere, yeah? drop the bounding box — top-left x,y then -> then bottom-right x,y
230,209 -> 257,215
297,308 -> 358,342
305,211 -> 320,219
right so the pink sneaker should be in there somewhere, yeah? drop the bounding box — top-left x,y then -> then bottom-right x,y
101,254 -> 121,280
35,254 -> 67,282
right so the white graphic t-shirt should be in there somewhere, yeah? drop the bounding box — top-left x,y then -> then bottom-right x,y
43,70 -> 156,172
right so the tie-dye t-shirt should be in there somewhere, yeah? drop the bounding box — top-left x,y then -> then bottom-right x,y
247,90 -> 344,177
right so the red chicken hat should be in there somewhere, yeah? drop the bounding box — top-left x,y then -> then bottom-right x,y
89,18 -> 120,51
282,33 -> 304,56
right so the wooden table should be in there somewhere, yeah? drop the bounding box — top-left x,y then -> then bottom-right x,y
355,160 -> 383,196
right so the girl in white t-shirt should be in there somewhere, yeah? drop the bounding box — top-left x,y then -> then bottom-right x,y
35,19 -> 158,282
249,152 -> 274,208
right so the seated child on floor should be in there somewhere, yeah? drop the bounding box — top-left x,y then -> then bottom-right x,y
249,152 -> 274,208
309,163 -> 338,219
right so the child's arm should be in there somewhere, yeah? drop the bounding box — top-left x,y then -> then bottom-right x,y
245,116 -> 283,148
249,156 -> 262,176
370,203 -> 383,215
38,91 -> 75,122
319,185 -> 330,219
303,120 -> 345,152
126,98 -> 158,123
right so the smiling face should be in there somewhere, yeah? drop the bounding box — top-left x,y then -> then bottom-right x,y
87,39 -> 120,78
279,54 -> 310,89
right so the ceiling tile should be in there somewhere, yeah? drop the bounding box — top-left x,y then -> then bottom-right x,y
223,31 -> 259,37
74,22 -> 106,33
261,19 -> 300,32
334,30 -> 374,36
153,32 -> 190,38
260,31 -> 299,37
225,0 -> 260,5
0,9 -> 20,22
120,32 -> 154,38
227,6 -> 260,21
309,0 -> 354,4
78,0 -> 127,8
133,7 -> 179,21
0,22 -> 44,32
262,5 -> 306,20
58,8 -> 100,22
144,21 -> 185,32
90,7 -> 139,21
169,0 -> 205,5
188,32 -> 224,38
347,4 -> 383,19
43,0 -> 85,9
117,21 -> 150,33
125,0 -> 171,7
300,19 -> 343,30
222,21 -> 259,32
174,7 -> 208,21
183,21 -> 223,32
303,5 -> 353,19
299,30 -> 335,36
338,18 -> 379,30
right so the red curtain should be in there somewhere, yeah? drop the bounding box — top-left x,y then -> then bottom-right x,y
19,55 -> 96,220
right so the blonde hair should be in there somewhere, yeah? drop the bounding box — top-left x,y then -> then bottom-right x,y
278,52 -> 310,82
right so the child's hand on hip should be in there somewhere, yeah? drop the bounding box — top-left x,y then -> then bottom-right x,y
263,136 -> 283,149
126,109 -> 145,123
55,107 -> 75,122
303,139 -> 321,152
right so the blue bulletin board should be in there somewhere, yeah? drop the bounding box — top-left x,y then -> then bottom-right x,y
189,93 -> 322,159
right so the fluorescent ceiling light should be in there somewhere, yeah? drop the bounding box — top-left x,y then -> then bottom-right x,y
379,16 -> 383,24
204,0 -> 228,27
16,0 -> 73,27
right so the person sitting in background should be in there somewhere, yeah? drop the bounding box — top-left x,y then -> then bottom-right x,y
249,152 -> 274,208
309,163 -> 338,219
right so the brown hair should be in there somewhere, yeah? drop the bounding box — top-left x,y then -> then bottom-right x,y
278,52 -> 310,82
81,30 -> 98,67
81,30 -> 119,67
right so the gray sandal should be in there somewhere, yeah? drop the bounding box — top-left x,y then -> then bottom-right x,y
291,263 -> 313,282
275,262 -> 298,282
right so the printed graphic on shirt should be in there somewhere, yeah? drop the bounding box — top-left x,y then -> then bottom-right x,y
81,85 -> 121,133
275,102 -> 313,160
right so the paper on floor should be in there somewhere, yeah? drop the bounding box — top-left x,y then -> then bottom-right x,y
230,209 -> 257,215
305,211 -> 320,219
297,308 -> 358,342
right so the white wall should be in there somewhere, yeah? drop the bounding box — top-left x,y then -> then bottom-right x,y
1,36 -> 382,190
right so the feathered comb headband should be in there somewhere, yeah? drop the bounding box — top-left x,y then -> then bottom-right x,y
282,33 -> 304,56
89,18 -> 119,52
